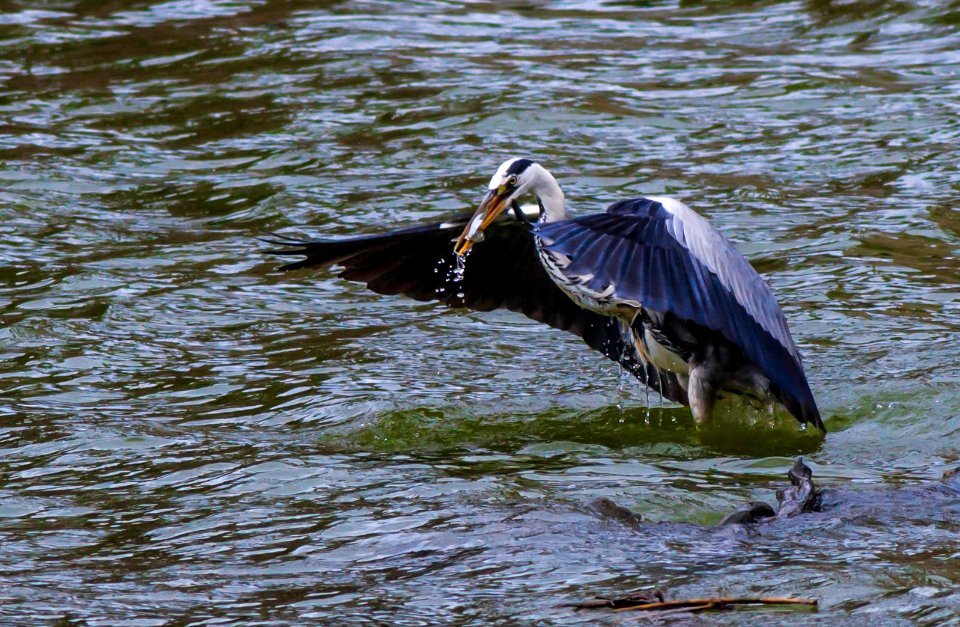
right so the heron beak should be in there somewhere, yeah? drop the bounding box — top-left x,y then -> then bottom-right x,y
454,187 -> 511,256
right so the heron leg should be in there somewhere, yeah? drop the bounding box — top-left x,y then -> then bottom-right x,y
687,364 -> 716,423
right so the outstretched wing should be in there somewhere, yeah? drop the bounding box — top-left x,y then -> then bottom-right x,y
535,197 -> 821,430
262,214 -> 688,406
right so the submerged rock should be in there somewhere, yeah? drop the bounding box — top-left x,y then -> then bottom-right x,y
776,457 -> 822,517
717,501 -> 777,526
589,457 -> 826,529
717,457 -> 822,526
591,497 -> 644,527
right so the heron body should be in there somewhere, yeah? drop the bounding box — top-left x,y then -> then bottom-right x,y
266,158 -> 823,431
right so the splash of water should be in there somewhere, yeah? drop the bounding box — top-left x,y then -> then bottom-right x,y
453,251 -> 468,283
433,251 -> 471,304
450,251 -> 470,301
433,250 -> 470,298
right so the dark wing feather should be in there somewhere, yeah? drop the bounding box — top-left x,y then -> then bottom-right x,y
536,198 -> 821,430
263,216 -> 688,406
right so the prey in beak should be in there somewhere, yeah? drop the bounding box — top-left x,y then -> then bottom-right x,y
454,181 -> 517,256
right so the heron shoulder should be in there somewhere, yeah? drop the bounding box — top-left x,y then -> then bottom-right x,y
649,197 -> 801,361
579,196 -> 803,363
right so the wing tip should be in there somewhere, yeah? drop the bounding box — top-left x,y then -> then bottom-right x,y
790,393 -> 826,433
258,238 -> 316,271
805,405 -> 827,433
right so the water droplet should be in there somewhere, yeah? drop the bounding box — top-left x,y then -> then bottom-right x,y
452,251 -> 469,283
439,251 -> 470,303
616,363 -> 626,415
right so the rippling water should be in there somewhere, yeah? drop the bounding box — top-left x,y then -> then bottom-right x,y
2,0 -> 960,623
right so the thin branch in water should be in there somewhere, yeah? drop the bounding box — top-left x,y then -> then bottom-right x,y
570,595 -> 817,614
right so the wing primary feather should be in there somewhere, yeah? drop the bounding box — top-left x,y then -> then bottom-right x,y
537,198 -> 822,429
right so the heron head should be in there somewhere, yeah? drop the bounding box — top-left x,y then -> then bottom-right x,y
454,158 -> 539,255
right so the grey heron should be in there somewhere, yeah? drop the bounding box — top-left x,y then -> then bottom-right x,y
266,158 -> 824,431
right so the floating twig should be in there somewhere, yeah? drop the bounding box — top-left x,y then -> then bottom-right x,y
571,595 -> 817,613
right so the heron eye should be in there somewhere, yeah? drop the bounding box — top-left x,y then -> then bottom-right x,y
506,175 -> 518,187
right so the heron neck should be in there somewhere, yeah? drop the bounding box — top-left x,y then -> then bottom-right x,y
532,175 -> 567,223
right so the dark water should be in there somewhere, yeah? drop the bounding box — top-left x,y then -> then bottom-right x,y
2,0 -> 959,623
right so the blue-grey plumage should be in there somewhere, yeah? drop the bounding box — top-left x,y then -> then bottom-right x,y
456,158 -> 822,430
265,157 -> 822,431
